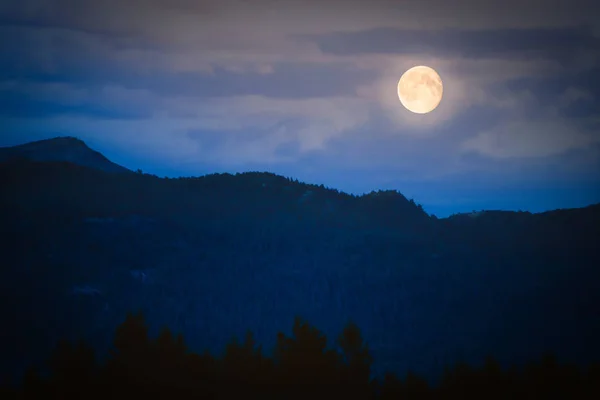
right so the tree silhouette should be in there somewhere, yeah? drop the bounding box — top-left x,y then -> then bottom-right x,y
377,372 -> 404,399
149,327 -> 188,394
104,311 -> 152,396
182,351 -> 218,398
20,367 -> 46,399
6,311 -> 600,399
337,321 -> 374,398
220,330 -> 275,396
519,353 -> 586,399
110,311 -> 150,361
46,339 -> 98,397
273,317 -> 341,394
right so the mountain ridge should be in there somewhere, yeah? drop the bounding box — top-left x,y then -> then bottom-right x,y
0,136 -> 131,174
1,136 -> 597,218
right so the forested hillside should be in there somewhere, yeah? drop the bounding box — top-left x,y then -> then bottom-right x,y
1,158 -> 599,385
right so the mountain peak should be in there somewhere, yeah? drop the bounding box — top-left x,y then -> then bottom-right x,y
0,136 -> 131,174
39,136 -> 87,145
12,136 -> 89,149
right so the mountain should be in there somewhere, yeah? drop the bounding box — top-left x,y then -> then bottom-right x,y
0,137 -> 131,174
0,140 -> 599,386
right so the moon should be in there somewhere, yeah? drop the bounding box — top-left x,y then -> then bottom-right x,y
397,66 -> 443,114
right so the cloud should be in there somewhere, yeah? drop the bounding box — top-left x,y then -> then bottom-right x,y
559,87 -> 595,107
0,81 -> 157,118
457,74 -> 600,160
4,0 -> 599,34
0,23 -> 376,99
307,26 -> 600,61
498,67 -> 600,116
3,0 -> 599,75
174,94 -> 372,163
123,63 -> 375,99
460,117 -> 600,159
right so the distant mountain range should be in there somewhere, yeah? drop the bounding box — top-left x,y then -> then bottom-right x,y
0,137 -> 599,385
0,137 -> 131,174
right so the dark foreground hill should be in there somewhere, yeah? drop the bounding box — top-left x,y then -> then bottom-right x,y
0,139 -> 599,386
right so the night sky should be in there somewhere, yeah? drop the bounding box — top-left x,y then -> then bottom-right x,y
1,0 -> 600,217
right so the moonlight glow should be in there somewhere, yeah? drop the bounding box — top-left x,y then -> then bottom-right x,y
397,66 -> 443,114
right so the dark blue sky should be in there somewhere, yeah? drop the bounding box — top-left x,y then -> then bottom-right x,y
1,0 -> 599,217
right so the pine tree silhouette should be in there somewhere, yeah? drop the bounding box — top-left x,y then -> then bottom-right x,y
6,311 -> 600,399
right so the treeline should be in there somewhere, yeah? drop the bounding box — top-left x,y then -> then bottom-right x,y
0,160 -> 432,232
2,312 -> 599,399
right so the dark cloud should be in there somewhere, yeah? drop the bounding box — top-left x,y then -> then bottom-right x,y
0,18 -> 155,46
0,88 -> 153,119
497,67 -> 600,118
561,99 -> 599,119
130,63 -> 376,99
305,26 -> 600,60
503,67 -> 600,96
0,23 -> 158,82
0,0 -> 215,37
0,22 -> 376,99
1,60 -> 375,100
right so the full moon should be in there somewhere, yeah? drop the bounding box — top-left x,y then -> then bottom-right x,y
397,65 -> 443,114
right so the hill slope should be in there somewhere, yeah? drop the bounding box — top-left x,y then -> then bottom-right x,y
0,140 -> 599,386
0,137 -> 131,174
